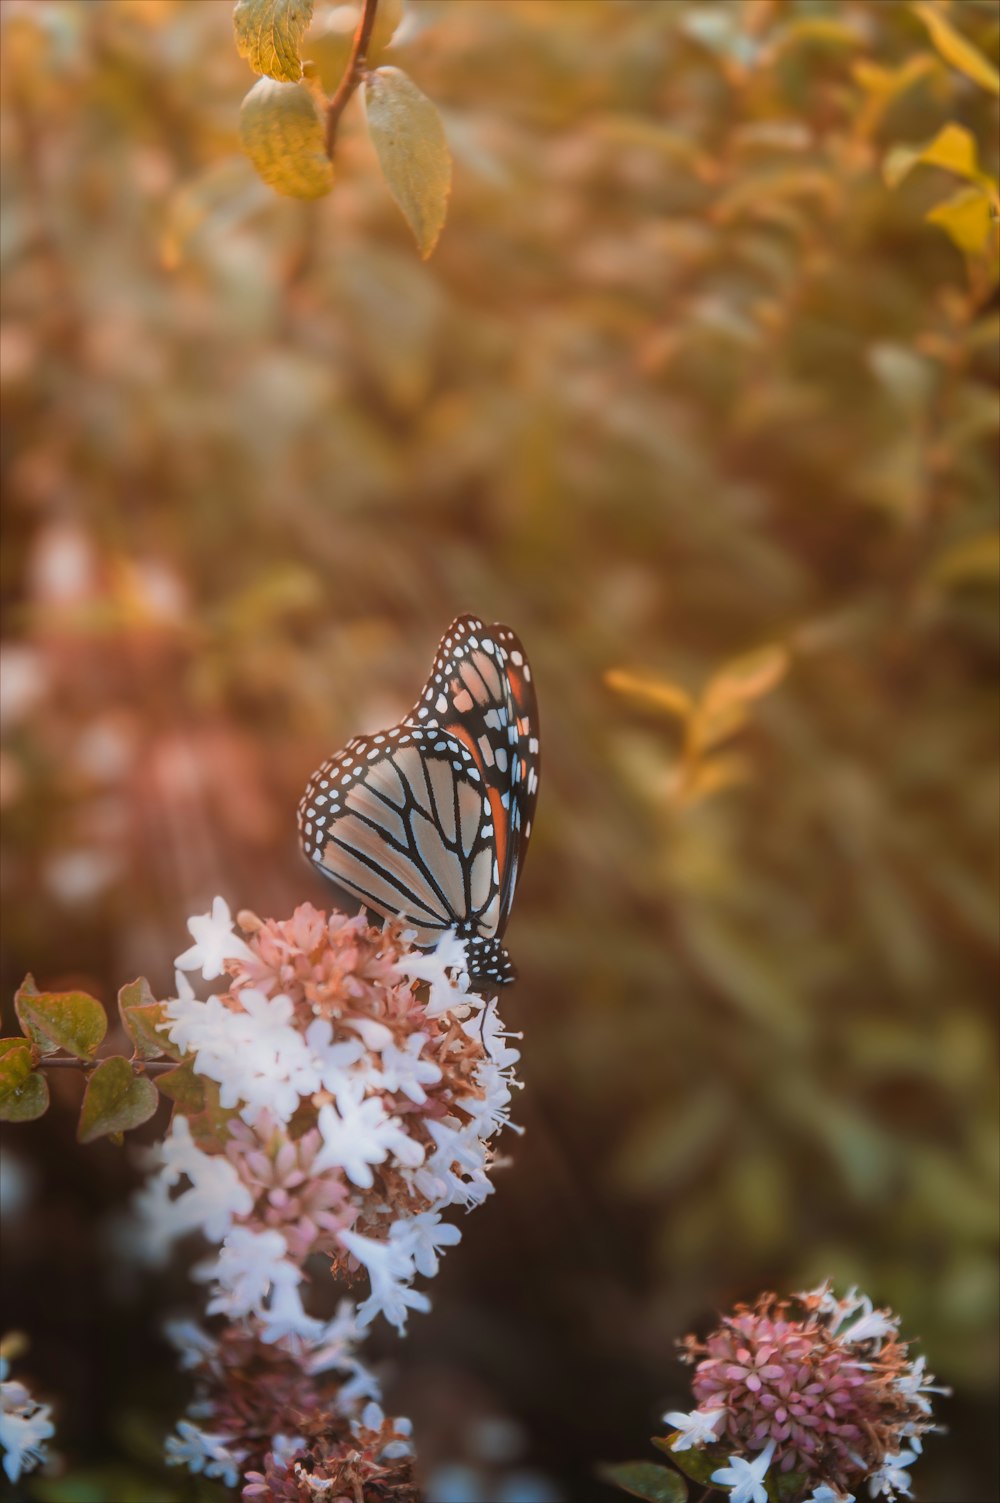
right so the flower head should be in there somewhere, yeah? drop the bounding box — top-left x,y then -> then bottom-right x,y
666,1286 -> 947,1501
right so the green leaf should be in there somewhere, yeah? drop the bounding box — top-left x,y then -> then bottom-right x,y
596,1461 -> 687,1502
233,0 -> 315,83
15,975 -> 107,1059
654,1440 -> 720,1488
156,1055 -> 207,1113
926,185 -> 996,254
912,1 -> 1000,95
118,977 -> 179,1060
240,77 -> 334,199
77,1057 -> 159,1143
0,1041 -> 49,1123
364,66 -> 452,258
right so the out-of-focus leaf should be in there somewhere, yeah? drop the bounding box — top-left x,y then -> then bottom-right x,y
911,1 -> 1000,94
596,1461 -> 687,1502
0,1040 -> 49,1122
240,77 -> 334,199
926,186 -> 996,254
303,6 -> 355,93
118,977 -> 178,1060
772,16 -> 861,52
617,1087 -> 730,1194
885,123 -> 991,190
604,669 -> 694,722
33,1468 -> 190,1503
14,975 -> 107,1059
680,751 -> 752,805
931,531 -> 1000,587
77,1057 -> 159,1143
364,66 -> 452,258
702,644 -> 789,713
369,0 -> 405,61
233,0 -> 314,82
680,908 -> 805,1041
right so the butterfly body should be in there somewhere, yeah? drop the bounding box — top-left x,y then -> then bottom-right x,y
299,617 -> 538,985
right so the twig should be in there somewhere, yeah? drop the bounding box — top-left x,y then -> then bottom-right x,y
324,0 -> 380,158
36,1056 -> 177,1074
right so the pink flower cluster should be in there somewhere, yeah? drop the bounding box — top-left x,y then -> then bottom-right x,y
667,1284 -> 947,1502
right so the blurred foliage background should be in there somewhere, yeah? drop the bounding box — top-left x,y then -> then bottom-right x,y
1,2 -> 998,1500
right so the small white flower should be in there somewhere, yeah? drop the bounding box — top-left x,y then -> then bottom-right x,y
868,1449 -> 918,1500
893,1355 -> 950,1413
393,931 -> 472,1017
390,1211 -> 461,1278
199,1226 -> 300,1320
312,1093 -> 393,1188
374,1033 -> 443,1105
163,1319 -> 218,1371
838,1305 -> 899,1348
165,1419 -> 245,1488
134,1115 -> 252,1254
710,1440 -> 776,1503
0,1364 -> 55,1484
258,1279 -> 325,1345
663,1406 -> 725,1450
269,1433 -> 306,1467
806,1485 -> 855,1503
175,895 -> 255,980
339,1227 -> 431,1334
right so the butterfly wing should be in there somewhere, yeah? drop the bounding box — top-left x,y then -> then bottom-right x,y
406,615 -> 539,938
299,725 -> 501,947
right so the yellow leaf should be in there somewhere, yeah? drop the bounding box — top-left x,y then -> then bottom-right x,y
604,669 -> 694,722
233,0 -> 315,83
240,78 -> 334,199
680,752 -> 753,806
690,699 -> 748,755
369,0 -> 405,61
364,66 -> 452,258
884,123 -> 988,189
931,532 -> 1000,587
926,185 -> 996,254
702,644 -> 789,712
912,1 -> 1000,95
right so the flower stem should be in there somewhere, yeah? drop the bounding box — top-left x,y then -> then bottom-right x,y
324,0 -> 380,159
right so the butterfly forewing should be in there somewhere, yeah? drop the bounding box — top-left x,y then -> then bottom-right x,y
299,615 -> 539,983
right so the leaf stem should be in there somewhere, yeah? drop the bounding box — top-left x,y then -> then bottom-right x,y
324,0 -> 380,158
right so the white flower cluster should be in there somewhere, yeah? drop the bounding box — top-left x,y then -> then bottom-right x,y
134,899 -> 521,1337
0,1354 -> 55,1485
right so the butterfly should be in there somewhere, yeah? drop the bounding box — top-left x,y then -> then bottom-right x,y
298,616 -> 539,986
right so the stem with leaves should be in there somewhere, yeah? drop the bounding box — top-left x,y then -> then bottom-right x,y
325,0 -> 380,157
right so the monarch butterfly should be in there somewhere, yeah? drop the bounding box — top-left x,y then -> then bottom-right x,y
298,616 -> 539,985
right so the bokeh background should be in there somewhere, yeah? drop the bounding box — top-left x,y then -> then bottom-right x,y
1,2 -> 998,1500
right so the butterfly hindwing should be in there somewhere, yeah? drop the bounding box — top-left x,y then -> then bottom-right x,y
299,725 -> 500,948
